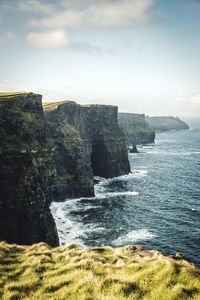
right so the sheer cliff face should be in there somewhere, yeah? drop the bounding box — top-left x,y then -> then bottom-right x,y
0,93 -> 59,246
83,105 -> 130,178
146,116 -> 189,131
118,113 -> 155,145
44,102 -> 130,200
44,101 -> 94,200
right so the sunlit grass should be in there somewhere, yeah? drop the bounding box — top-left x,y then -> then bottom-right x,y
43,100 -> 74,111
0,242 -> 199,300
0,92 -> 30,98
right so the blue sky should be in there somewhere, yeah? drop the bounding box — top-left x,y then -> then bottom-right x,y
0,0 -> 200,116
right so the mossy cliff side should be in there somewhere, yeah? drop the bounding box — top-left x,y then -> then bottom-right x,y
118,113 -> 155,146
0,93 -> 59,246
0,242 -> 199,300
44,101 -> 130,200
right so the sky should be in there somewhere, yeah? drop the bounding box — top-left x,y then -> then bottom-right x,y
0,0 -> 200,116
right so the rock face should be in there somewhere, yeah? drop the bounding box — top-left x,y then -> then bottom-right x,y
44,101 -> 94,200
44,102 -> 130,200
118,113 -> 155,145
146,116 -> 189,131
83,105 -> 130,178
0,93 -> 59,246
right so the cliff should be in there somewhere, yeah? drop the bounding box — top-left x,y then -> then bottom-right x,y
118,113 -> 155,145
0,241 -> 199,300
0,93 -> 59,246
82,105 -> 130,178
44,101 -> 130,200
146,116 -> 189,131
44,101 -> 94,200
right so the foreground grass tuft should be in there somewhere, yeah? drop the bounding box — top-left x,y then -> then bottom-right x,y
0,242 -> 199,299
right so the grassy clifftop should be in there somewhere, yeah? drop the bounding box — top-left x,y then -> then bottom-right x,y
0,242 -> 199,300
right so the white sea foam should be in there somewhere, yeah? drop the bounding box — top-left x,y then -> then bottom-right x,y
51,202 -> 86,246
112,229 -> 157,246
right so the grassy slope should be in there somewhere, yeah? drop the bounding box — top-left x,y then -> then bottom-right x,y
0,242 -> 199,300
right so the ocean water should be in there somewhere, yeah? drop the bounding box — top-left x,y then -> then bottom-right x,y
51,126 -> 200,267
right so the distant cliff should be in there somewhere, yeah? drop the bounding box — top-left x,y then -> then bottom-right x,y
0,93 -> 59,246
44,101 -> 130,200
146,116 -> 189,131
118,113 -> 155,145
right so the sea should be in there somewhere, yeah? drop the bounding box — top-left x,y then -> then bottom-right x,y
51,117 -> 200,267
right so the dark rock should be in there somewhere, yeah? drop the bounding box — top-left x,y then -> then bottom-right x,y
83,105 -> 130,178
44,101 -> 94,200
118,113 -> 155,145
129,144 -> 139,153
0,93 -> 59,246
44,101 -> 130,200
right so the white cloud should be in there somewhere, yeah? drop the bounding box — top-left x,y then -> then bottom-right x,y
18,0 -> 56,15
26,0 -> 155,29
26,30 -> 69,49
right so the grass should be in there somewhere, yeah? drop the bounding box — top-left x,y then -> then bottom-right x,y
43,100 -> 75,111
0,242 -> 199,300
0,92 -> 32,99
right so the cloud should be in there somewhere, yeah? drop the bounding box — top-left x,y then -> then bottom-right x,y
0,31 -> 17,45
18,0 -> 56,15
190,94 -> 200,105
25,29 -> 101,52
26,30 -> 69,49
26,0 -> 155,29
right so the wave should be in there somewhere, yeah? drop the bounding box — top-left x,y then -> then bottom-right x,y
51,202 -> 87,246
112,229 -> 157,246
97,191 -> 139,198
95,170 -> 148,186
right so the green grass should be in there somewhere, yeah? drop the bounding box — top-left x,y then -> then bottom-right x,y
0,242 -> 199,300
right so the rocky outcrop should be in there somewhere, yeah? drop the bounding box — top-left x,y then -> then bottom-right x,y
0,93 -> 59,246
118,113 -> 155,145
44,101 -> 130,200
146,116 -> 189,131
